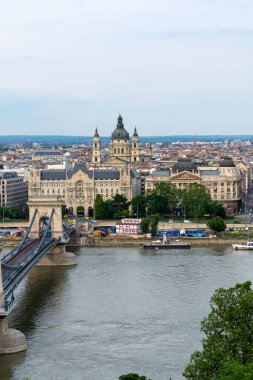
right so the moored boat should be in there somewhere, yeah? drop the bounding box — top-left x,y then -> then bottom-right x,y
144,236 -> 191,249
232,241 -> 253,250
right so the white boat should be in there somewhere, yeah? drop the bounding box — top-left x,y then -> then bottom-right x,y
232,241 -> 253,250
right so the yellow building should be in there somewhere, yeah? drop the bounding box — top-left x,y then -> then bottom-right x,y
29,163 -> 141,217
145,158 -> 243,214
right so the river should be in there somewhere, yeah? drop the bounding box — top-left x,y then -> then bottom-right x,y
0,245 -> 253,380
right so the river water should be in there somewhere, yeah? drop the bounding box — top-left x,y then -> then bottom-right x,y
1,245 -> 253,380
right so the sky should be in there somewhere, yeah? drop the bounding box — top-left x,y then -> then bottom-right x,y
0,0 -> 253,136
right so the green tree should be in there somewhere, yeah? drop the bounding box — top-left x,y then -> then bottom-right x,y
113,209 -> 131,219
140,218 -> 150,234
207,216 -> 226,232
131,195 -> 146,217
181,183 -> 211,219
154,182 -> 179,213
111,194 -> 130,214
183,281 -> 253,380
94,194 -> 105,219
119,374 -> 151,380
214,362 -> 253,380
146,191 -> 168,215
150,214 -> 159,237
103,199 -> 114,219
208,202 -> 226,219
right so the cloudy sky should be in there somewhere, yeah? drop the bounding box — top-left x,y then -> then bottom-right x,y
0,0 -> 253,136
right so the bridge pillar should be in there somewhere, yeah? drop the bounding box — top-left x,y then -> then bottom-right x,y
0,317 -> 27,354
37,245 -> 76,266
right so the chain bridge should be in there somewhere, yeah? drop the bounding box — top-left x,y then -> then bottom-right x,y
0,196 -> 77,354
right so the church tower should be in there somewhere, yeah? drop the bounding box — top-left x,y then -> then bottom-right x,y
131,127 -> 140,163
108,115 -> 131,165
92,127 -> 101,166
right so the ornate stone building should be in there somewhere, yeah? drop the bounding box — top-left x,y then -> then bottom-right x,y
92,115 -> 140,167
28,163 -> 141,217
145,158 -> 243,214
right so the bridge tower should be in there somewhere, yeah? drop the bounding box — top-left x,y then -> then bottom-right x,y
27,195 -> 76,266
27,195 -> 65,240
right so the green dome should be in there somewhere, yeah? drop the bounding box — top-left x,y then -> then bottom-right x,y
219,158 -> 235,167
111,115 -> 130,140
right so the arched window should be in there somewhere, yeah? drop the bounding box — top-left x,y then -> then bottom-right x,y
95,143 -> 97,148
117,148 -> 120,154
121,148 -> 124,154
134,143 -> 136,148
114,148 -> 116,154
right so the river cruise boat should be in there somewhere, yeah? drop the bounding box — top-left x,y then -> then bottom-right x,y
232,241 -> 253,250
143,236 -> 191,250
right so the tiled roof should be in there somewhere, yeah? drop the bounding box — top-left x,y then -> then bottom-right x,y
41,170 -> 67,180
33,150 -> 63,156
41,164 -> 121,181
149,170 -> 170,177
200,170 -> 220,176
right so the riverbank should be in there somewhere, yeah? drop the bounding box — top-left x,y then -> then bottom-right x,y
0,234 -> 250,249
93,235 -> 248,247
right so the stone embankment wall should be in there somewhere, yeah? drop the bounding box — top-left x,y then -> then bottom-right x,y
0,235 -> 248,249
93,235 -> 247,247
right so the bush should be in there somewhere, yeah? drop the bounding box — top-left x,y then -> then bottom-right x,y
207,216 -> 226,232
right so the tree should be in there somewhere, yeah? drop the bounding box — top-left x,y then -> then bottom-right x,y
150,214 -> 159,237
119,374 -> 151,380
146,191 -> 168,216
103,199 -> 114,219
181,183 -> 212,219
208,202 -> 226,219
145,182 -> 179,216
132,195 -> 146,217
111,194 -> 130,214
140,218 -> 150,234
94,194 -> 105,219
113,209 -> 131,219
183,281 -> 253,380
207,216 -> 226,232
214,362 -> 253,380
154,182 -> 179,213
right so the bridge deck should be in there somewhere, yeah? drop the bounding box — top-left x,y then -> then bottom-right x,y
2,239 -> 40,284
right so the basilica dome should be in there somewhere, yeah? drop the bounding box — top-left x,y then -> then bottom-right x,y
111,115 -> 130,140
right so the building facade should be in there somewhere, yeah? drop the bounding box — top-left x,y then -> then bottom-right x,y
28,163 -> 141,217
145,158 -> 243,214
0,171 -> 28,208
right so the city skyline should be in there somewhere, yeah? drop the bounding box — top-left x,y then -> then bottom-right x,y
0,0 -> 253,135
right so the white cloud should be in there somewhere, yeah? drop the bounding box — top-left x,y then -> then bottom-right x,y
0,0 -> 253,134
